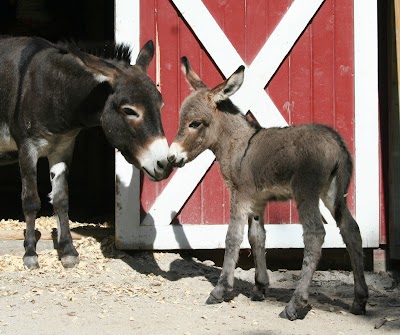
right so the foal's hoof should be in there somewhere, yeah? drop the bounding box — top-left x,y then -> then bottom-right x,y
23,255 -> 39,269
206,293 -> 223,304
61,255 -> 80,268
279,305 -> 297,321
350,300 -> 367,315
280,304 -> 311,320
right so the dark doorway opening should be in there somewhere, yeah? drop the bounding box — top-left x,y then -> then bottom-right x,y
0,0 -> 116,222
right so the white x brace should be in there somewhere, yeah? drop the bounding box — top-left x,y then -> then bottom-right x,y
114,0 -> 379,250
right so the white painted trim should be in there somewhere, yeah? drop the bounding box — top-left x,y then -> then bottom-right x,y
134,223 -> 367,250
354,0 -> 380,247
144,0 -> 328,227
114,0 -> 141,249
114,0 -> 140,59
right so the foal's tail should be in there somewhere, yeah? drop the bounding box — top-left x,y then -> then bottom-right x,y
332,132 -> 353,224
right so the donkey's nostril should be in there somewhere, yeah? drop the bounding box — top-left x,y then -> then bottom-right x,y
157,160 -> 165,169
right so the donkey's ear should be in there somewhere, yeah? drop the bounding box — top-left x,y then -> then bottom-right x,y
135,40 -> 154,73
181,56 -> 207,90
211,65 -> 245,103
73,52 -> 121,87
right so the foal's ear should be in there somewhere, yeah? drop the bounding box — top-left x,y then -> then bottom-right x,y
211,65 -> 245,103
181,56 -> 207,91
135,40 -> 154,73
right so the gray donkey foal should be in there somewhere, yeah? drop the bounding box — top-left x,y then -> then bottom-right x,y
168,57 -> 368,320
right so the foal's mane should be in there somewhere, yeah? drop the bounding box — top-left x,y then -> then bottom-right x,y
217,99 -> 261,130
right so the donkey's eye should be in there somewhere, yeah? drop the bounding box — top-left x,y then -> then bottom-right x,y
122,107 -> 140,119
189,121 -> 202,129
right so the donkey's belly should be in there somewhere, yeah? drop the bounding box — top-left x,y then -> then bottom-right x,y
0,152 -> 18,165
0,123 -> 17,152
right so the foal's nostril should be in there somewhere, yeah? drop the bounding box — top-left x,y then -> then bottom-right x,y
168,155 -> 176,164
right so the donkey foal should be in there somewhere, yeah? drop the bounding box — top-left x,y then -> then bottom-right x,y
168,57 -> 368,320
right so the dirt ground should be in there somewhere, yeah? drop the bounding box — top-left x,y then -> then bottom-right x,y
0,217 -> 399,335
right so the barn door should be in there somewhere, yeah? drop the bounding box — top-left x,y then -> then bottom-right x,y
114,0 -> 380,250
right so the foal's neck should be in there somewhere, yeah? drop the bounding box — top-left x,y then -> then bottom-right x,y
211,108 -> 258,163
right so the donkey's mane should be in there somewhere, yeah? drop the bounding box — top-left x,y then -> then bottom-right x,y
59,40 -> 133,64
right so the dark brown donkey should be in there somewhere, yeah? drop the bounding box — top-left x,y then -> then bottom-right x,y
0,36 -> 172,269
168,57 -> 368,320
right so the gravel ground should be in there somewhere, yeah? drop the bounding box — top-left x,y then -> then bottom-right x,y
0,216 -> 399,335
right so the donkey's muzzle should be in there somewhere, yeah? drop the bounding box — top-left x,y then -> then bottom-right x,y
154,158 -> 174,180
139,138 -> 172,181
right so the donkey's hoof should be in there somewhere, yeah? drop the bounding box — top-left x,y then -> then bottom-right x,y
206,293 -> 223,304
252,285 -> 266,301
350,300 -> 366,315
279,305 -> 297,321
23,255 -> 39,269
61,255 -> 79,268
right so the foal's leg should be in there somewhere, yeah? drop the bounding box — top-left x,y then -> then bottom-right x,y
338,205 -> 368,314
283,195 -> 326,320
248,211 -> 269,300
48,142 -> 79,268
206,195 -> 248,304
322,189 -> 368,315
19,143 -> 41,269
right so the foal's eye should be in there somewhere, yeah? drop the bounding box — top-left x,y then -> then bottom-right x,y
122,107 -> 140,119
189,121 -> 202,129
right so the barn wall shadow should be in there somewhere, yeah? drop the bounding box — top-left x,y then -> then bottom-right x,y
0,0 -> 116,223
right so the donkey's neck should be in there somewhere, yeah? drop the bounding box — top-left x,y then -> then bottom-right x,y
75,81 -> 112,128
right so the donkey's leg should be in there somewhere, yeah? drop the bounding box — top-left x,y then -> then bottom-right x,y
206,195 -> 248,304
322,192 -> 368,315
48,143 -> 79,268
248,212 -> 269,300
19,143 -> 41,269
283,195 -> 326,320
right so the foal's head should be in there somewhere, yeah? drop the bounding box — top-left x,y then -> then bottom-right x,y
168,57 -> 244,167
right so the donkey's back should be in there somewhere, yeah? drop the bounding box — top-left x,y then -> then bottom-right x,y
0,36 -> 99,155
1,37 -> 52,162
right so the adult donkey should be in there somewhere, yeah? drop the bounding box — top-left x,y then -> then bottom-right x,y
168,57 -> 368,320
0,36 -> 172,269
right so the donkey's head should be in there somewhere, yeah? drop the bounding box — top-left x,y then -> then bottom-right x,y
76,40 -> 172,181
168,57 -> 244,167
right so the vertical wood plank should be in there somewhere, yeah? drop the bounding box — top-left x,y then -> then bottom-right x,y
312,0 -> 335,126
334,0 -> 355,213
265,0 -> 292,225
